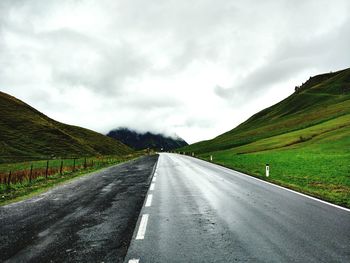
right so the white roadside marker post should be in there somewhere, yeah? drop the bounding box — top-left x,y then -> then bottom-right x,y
210,155 -> 213,162
266,164 -> 269,177
192,152 -> 194,157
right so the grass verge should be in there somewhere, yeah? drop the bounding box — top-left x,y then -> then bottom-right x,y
194,122 -> 350,208
197,126 -> 350,208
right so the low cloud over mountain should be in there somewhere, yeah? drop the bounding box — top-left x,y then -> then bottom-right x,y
107,128 -> 188,151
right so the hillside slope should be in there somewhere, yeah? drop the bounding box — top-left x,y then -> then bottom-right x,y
107,128 -> 188,151
181,68 -> 350,154
179,68 -> 350,207
0,91 -> 132,163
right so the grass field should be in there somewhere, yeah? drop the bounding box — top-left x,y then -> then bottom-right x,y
0,155 -> 129,174
180,68 -> 350,207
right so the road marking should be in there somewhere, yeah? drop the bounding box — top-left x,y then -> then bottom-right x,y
31,197 -> 44,203
217,166 -> 350,213
128,259 -> 139,263
187,155 -> 350,213
150,183 -> 155,191
145,194 -> 153,207
136,214 -> 149,240
152,177 -> 156,182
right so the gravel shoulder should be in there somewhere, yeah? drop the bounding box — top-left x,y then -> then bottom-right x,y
0,155 -> 158,263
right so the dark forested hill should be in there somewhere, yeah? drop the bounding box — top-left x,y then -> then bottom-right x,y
107,128 -> 188,151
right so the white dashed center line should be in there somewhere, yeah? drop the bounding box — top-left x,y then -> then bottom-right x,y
136,214 -> 149,240
130,168 -> 159,261
145,194 -> 153,207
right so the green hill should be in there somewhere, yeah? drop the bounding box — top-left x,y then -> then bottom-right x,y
0,91 -> 133,163
181,68 -> 350,153
180,68 -> 350,207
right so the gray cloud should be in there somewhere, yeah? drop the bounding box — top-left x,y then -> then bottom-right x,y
214,14 -> 350,102
0,0 -> 349,143
46,33 -> 148,94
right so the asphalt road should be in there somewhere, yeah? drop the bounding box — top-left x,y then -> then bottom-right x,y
0,155 -> 158,263
125,153 -> 350,263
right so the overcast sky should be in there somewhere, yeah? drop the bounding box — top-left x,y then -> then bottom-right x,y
1,0 -> 349,143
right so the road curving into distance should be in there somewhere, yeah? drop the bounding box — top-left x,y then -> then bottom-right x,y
125,153 -> 350,263
0,155 -> 158,263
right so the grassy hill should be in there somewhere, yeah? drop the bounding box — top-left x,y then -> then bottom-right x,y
0,91 -> 133,163
182,68 -> 350,154
179,68 -> 350,207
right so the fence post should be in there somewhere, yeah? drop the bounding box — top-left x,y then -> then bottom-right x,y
84,157 -> 87,169
45,160 -> 49,179
8,171 -> 11,185
29,164 -> 33,183
60,160 -> 63,175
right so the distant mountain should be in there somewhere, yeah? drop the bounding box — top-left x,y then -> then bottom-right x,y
0,91 -> 133,163
107,128 -> 188,151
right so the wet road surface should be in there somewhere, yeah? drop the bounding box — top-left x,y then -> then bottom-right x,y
0,155 -> 158,263
125,153 -> 350,263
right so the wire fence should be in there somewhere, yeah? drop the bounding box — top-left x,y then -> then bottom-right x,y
0,156 -> 120,185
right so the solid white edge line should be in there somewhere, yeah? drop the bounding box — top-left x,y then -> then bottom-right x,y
217,164 -> 350,213
136,214 -> 149,240
32,197 -> 45,203
150,183 -> 155,191
128,259 -> 139,263
145,194 -> 153,207
173,153 -> 350,213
